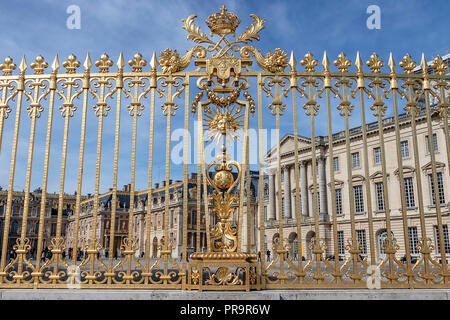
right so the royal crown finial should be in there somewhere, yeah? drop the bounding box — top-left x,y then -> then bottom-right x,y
205,5 -> 241,36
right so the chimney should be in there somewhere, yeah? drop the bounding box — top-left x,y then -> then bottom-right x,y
87,193 -> 91,198
154,183 -> 159,189
190,173 -> 197,179
128,183 -> 131,191
169,179 -> 173,185
109,188 -> 113,191
162,180 -> 166,187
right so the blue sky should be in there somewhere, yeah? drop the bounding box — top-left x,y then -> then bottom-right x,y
0,0 -> 448,194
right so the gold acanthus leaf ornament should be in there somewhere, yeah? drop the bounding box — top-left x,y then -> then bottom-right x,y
182,15 -> 215,45
235,14 -> 266,43
159,46 -> 206,74
240,46 -> 288,73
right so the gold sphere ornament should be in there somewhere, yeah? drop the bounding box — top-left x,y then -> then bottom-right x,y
214,170 -> 234,190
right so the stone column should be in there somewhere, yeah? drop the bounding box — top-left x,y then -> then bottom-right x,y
318,156 -> 328,218
268,169 -> 276,220
283,165 -> 292,219
300,161 -> 309,216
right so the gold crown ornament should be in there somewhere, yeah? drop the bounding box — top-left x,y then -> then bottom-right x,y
205,5 -> 241,36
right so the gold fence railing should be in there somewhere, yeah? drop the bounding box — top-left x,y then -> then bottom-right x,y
0,6 -> 449,289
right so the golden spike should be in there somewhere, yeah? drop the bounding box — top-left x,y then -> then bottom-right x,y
355,51 -> 363,73
19,55 -> 27,73
51,54 -> 60,73
288,51 -> 297,71
150,51 -> 159,70
322,50 -> 330,71
83,52 -> 92,71
420,53 -> 428,74
30,55 -> 48,75
116,51 -> 125,70
388,52 -> 395,73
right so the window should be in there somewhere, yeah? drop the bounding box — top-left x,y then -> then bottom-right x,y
192,210 -> 197,225
378,230 -> 394,255
170,210 -> 174,228
281,197 -> 285,217
356,230 -> 367,255
425,133 -> 438,153
351,152 -> 360,169
335,189 -> 342,216
373,147 -> 381,165
333,157 -> 339,172
317,192 -> 320,213
408,227 -> 419,255
264,206 -> 267,221
354,185 -> 364,214
429,172 -> 445,205
51,223 -> 57,236
400,140 -> 410,159
337,231 -> 345,255
375,182 -> 385,211
434,225 -> 450,254
404,177 -> 415,208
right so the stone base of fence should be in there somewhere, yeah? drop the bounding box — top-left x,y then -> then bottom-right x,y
1,289 -> 449,300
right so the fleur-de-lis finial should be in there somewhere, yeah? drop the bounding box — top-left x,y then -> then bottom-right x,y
0,56 -> 16,76
62,54 -> 81,73
334,52 -> 351,73
300,52 -> 318,72
366,53 -> 384,73
430,55 -> 448,76
399,54 -> 417,74
30,55 -> 48,74
128,53 -> 147,72
95,53 -> 113,73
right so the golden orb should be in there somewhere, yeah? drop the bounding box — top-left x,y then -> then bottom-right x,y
214,170 -> 234,190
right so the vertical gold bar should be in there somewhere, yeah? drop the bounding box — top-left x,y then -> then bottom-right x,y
162,77 -> 173,280
16,85 -> 40,282
238,104 -> 249,252
196,104 -> 202,252
53,75 -> 76,281
34,68 -> 57,281
124,71 -> 142,281
358,89 -> 376,266
144,64 -> 156,277
107,63 -> 123,281
70,76 -> 89,268
322,57 -> 340,281
374,75 -> 395,280
181,75 -> 189,288
389,56 -> 412,285
422,56 -> 447,273
0,61 -> 25,277
201,110 -> 210,252
245,107 -> 251,254
257,73 -> 266,289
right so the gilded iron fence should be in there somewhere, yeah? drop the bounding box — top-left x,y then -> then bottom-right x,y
0,6 -> 449,290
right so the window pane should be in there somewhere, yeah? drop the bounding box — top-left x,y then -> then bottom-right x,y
376,182 -> 385,211
374,147 -> 381,164
401,140 -> 409,159
404,177 -> 415,208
